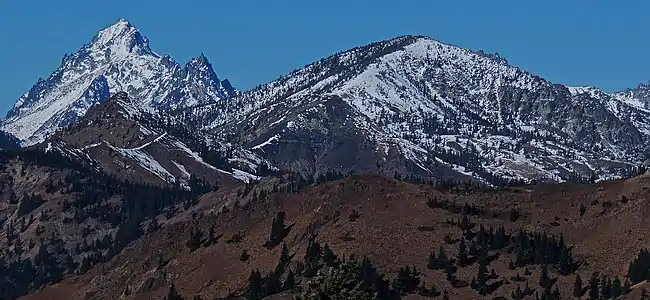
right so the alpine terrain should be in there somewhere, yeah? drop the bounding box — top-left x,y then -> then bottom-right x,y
182,36 -> 650,184
1,19 -> 236,147
1,18 -> 650,300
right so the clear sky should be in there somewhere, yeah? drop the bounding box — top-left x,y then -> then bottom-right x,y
1,0 -> 649,114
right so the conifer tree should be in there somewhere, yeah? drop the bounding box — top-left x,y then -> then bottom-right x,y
392,267 -> 410,295
457,238 -> 468,267
322,243 -> 337,267
165,282 -> 183,300
628,248 -> 650,283
623,278 -> 631,294
460,214 -> 471,231
512,285 -> 524,300
539,264 -> 550,289
444,258 -> 456,282
240,250 -> 250,262
207,222 -> 216,244
283,269 -> 296,291
437,246 -> 447,269
573,274 -> 583,297
246,270 -> 263,300
558,246 -> 572,275
280,242 -> 290,264
427,251 -> 437,270
600,276 -> 611,299
476,246 -> 489,294
611,276 -> 622,298
588,272 -> 599,300
268,211 -> 287,246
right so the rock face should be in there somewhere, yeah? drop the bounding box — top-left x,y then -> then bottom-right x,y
181,36 -> 650,183
44,92 -> 267,186
4,25 -> 650,183
2,19 -> 235,146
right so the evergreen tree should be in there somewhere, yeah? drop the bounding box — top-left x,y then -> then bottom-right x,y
322,244 -> 337,267
304,236 -> 322,263
304,235 -> 322,277
511,285 -> 524,300
588,272 -> 599,300
552,286 -> 560,300
391,265 -> 420,295
457,238 -> 468,267
476,246 -> 489,294
240,250 -> 250,262
523,282 -> 532,296
558,246 -> 572,275
611,276 -> 622,298
186,226 -> 203,251
600,276 -> 611,299
573,274 -> 583,297
437,246 -> 448,270
207,222 -> 216,244
165,282 -> 183,300
509,208 -> 520,222
280,242 -> 290,264
444,258 -> 456,282
300,260 -> 376,300
427,251 -> 437,270
623,278 -> 631,294
283,269 -> 296,291
627,248 -> 650,283
392,267 -> 410,295
246,270 -> 263,300
460,214 -> 471,231
539,264 -> 550,289
268,211 -> 287,247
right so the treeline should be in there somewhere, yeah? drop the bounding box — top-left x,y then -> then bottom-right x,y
243,235 -> 440,300
0,149 -> 210,299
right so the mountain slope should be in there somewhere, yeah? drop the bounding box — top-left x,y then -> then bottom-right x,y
42,92 -> 267,187
19,173 -> 650,299
2,19 -> 235,146
182,36 -> 648,183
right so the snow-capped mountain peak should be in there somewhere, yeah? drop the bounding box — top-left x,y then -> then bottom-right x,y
90,19 -> 156,58
181,35 -> 650,184
2,19 -> 235,146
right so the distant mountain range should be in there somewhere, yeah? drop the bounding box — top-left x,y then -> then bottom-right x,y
5,19 -> 650,300
3,19 -> 650,184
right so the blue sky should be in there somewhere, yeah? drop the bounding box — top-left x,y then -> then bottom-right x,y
1,0 -> 649,114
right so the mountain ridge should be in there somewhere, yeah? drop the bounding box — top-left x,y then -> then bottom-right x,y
4,23 -> 650,183
179,35 -> 649,183
1,19 -> 236,146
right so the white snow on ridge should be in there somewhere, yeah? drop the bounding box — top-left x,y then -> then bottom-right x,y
217,168 -> 260,183
107,143 -> 176,183
172,160 -> 191,180
172,140 -> 219,171
251,135 -> 280,150
567,86 -> 601,97
232,169 -> 261,182
126,133 -> 167,150
80,143 -> 102,150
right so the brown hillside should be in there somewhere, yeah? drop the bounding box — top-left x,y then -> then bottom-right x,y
21,174 -> 650,300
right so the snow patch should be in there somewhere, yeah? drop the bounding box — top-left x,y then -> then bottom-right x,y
251,135 -> 280,150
